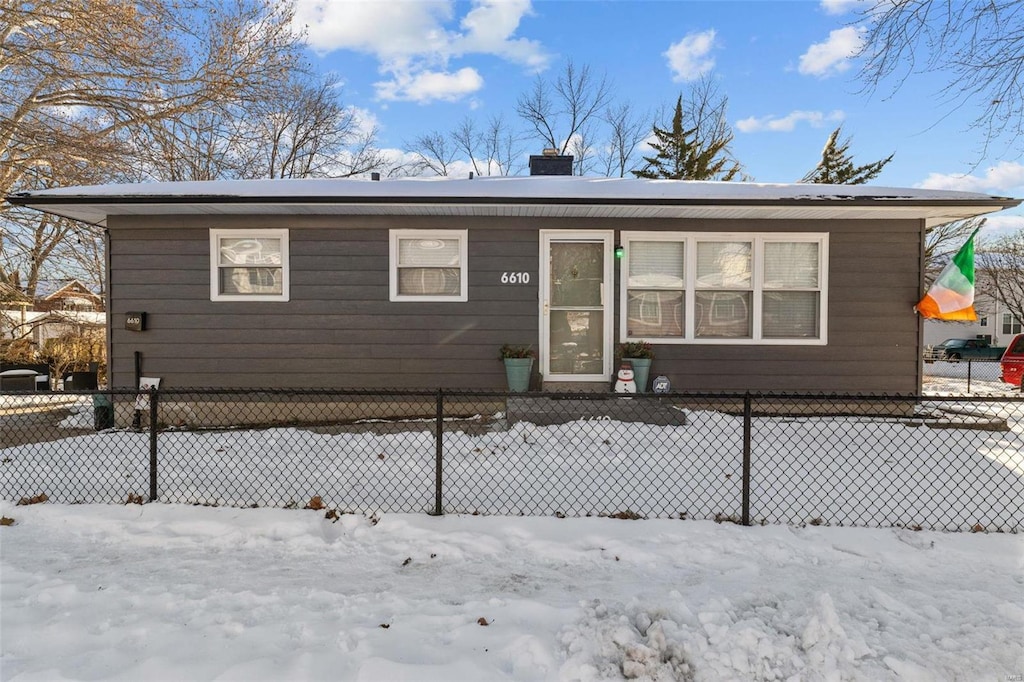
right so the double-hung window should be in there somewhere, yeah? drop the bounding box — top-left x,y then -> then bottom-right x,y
621,232 -> 827,344
210,229 -> 289,302
389,230 -> 468,302
1003,313 -> 1022,335
626,239 -> 685,338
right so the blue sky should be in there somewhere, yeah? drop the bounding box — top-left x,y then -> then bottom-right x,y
292,0 -> 1023,233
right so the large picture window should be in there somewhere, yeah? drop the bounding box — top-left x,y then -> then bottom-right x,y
390,230 -> 468,302
621,232 -> 827,344
210,229 -> 289,302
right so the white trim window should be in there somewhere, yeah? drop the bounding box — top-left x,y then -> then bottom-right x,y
389,229 -> 468,302
620,232 -> 828,345
210,229 -> 289,302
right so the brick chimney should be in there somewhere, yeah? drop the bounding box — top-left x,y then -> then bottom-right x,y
529,148 -> 573,176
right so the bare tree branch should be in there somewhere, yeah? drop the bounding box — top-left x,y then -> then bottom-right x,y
600,102 -> 651,178
856,0 -> 1024,159
978,228 -> 1024,328
515,60 -> 612,163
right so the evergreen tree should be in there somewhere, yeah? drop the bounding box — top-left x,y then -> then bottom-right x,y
801,127 -> 894,184
633,96 -> 740,181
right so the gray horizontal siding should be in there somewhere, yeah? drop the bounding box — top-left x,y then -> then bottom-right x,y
107,214 -> 923,392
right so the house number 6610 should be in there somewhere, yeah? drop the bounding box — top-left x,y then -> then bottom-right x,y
500,272 -> 531,284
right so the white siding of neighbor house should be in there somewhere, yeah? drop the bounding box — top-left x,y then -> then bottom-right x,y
923,297 -> 1021,348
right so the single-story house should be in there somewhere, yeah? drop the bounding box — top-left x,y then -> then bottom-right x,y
7,161 -> 1020,394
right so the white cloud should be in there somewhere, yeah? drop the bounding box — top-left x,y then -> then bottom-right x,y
375,149 -> 488,178
982,214 -> 1024,239
664,29 -> 717,82
293,0 -> 549,104
735,109 -> 845,133
820,0 -> 862,15
798,26 -> 865,77
457,0 -> 548,72
296,0 -> 453,60
917,162 -> 1024,194
346,106 -> 380,138
376,67 -> 485,103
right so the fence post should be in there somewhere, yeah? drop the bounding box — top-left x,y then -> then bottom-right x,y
966,359 -> 972,394
148,387 -> 158,502
741,392 -> 752,526
429,388 -> 444,516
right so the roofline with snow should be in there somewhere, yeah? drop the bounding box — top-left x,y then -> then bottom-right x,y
6,178 -> 1019,229
7,192 -> 1018,210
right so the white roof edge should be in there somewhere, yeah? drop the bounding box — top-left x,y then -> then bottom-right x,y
8,176 -> 1017,204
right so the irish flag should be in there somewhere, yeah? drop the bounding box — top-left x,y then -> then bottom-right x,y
915,228 -> 980,320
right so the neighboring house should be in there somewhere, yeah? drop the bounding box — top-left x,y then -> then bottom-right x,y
922,260 -> 1022,349
7,160 -> 1020,394
1,279 -> 105,352
0,280 -> 30,305
0,309 -> 106,348
34,279 -> 105,313
923,294 -> 1021,348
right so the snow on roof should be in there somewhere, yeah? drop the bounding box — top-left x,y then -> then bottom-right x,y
0,309 -> 105,326
35,279 -> 103,299
9,175 -> 1015,203
7,176 -> 1020,228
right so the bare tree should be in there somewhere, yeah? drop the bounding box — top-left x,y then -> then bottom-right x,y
1,0 -> 304,196
126,104 -> 247,182
568,124 -> 600,176
2,152 -> 112,297
600,102 -> 651,178
515,60 -> 612,162
924,217 -> 986,284
857,0 -> 1024,158
978,229 -> 1024,328
1,0 -> 307,289
407,115 -> 524,177
482,115 -> 526,176
245,74 -> 387,179
405,132 -> 461,177
450,118 -> 485,177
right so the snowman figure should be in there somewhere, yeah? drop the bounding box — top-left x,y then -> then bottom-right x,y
614,363 -> 637,393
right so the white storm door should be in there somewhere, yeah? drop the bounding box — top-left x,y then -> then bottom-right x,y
540,231 -> 614,382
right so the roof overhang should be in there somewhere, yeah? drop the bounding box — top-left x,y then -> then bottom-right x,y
6,177 -> 1020,229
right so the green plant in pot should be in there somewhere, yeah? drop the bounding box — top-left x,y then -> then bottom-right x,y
500,344 -> 536,392
617,341 -> 654,393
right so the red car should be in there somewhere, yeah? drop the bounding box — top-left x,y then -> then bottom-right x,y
1000,334 -> 1024,387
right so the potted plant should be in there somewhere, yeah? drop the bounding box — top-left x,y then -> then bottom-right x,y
500,344 -> 536,392
617,341 -> 654,393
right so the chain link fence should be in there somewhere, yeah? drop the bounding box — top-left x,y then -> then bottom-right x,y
2,388 -> 1021,532
922,356 -> 1010,392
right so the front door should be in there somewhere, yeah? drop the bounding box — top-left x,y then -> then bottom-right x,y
540,231 -> 614,383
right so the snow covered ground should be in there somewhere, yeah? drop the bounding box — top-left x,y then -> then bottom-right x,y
2,380 -> 1022,680
922,360 -> 1020,395
1,502 -> 1021,681
4,400 -> 1022,530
